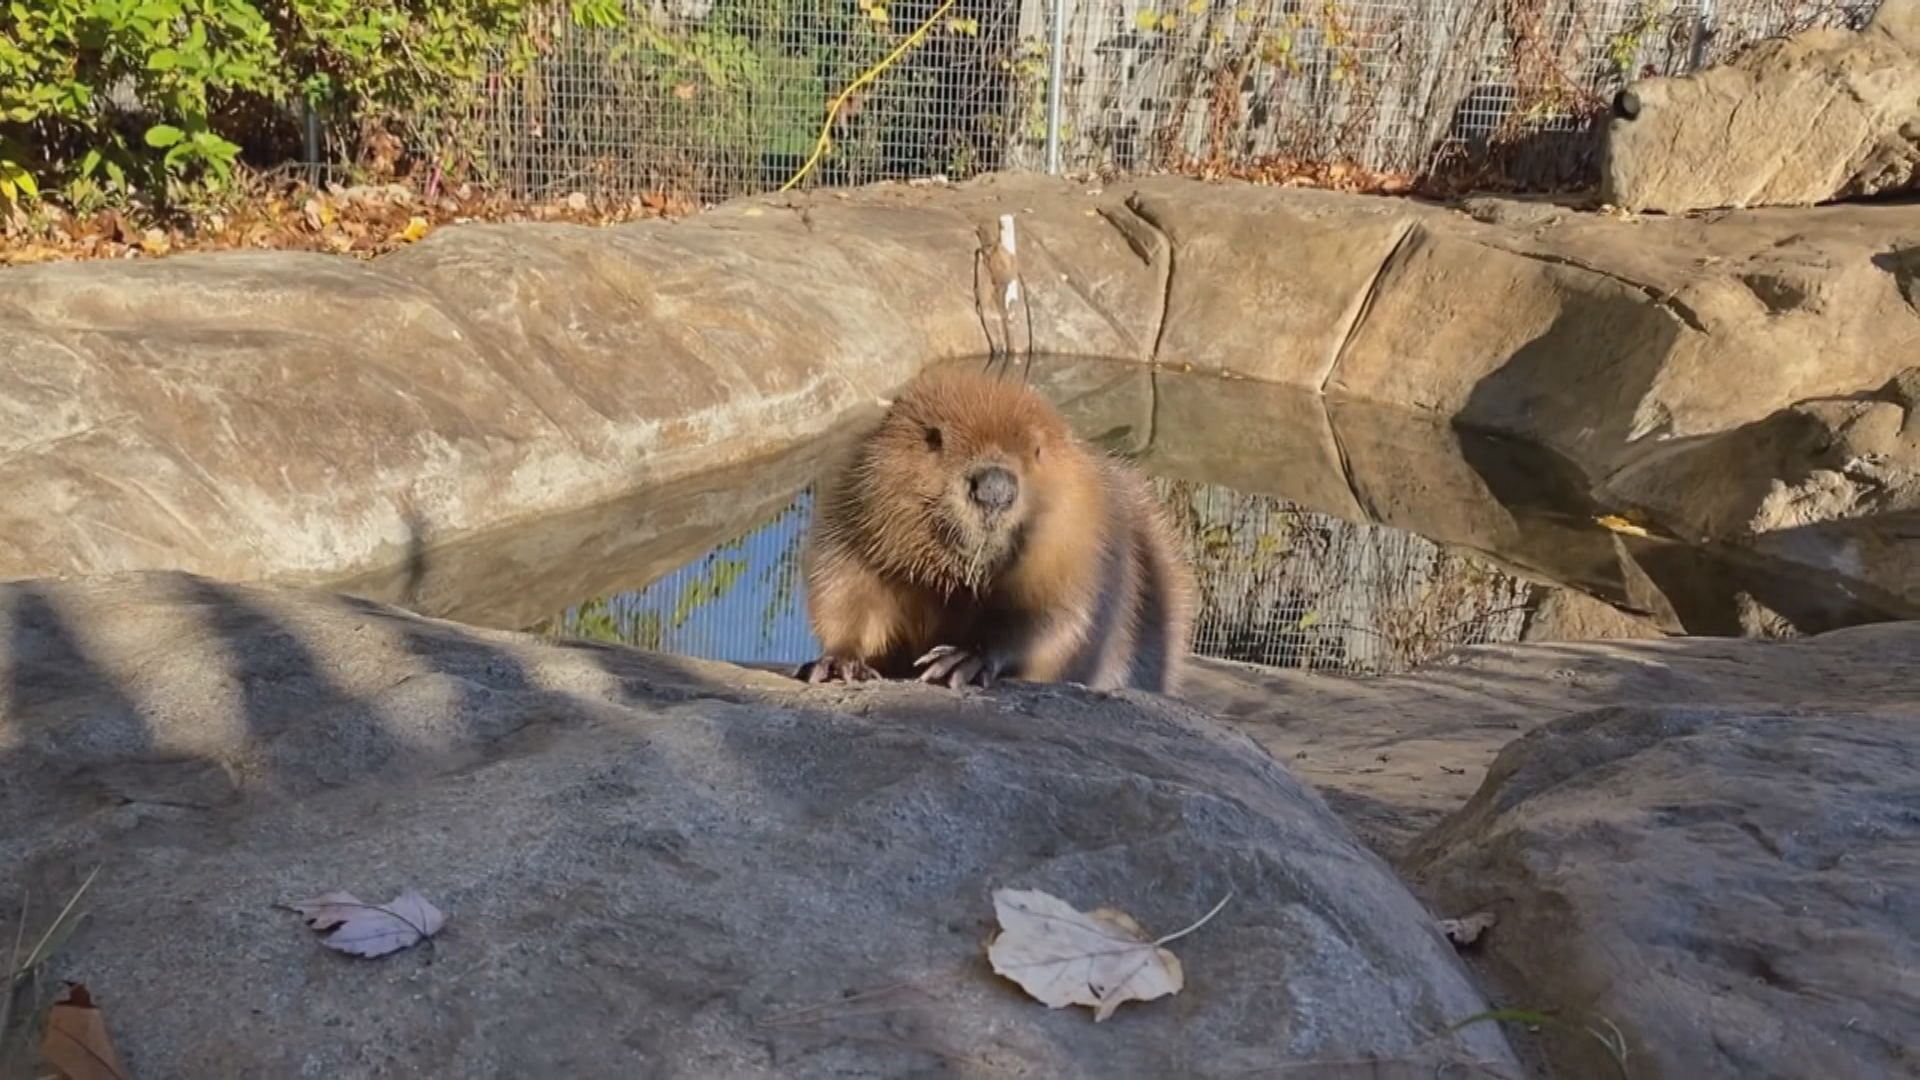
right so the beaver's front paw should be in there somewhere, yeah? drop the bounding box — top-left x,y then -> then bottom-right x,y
795,655 -> 881,684
914,645 -> 1000,689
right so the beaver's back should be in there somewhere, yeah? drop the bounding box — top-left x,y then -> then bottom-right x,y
1054,459 -> 1196,694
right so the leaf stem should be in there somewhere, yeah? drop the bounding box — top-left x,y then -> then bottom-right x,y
1154,889 -> 1234,946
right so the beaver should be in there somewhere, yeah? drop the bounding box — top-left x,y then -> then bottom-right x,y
794,366 -> 1196,694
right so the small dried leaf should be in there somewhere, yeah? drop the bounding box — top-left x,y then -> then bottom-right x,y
673,82 -> 697,101
1594,514 -> 1650,537
1440,910 -> 1497,948
286,889 -> 447,958
137,228 -> 170,256
986,888 -> 1228,1022
287,890 -> 364,931
40,983 -> 129,1080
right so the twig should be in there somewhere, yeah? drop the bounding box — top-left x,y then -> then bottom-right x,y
18,868 -> 98,978
758,973 -> 955,1027
0,888 -> 27,1062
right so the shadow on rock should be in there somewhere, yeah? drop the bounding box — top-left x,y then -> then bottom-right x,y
0,573 -> 1519,1078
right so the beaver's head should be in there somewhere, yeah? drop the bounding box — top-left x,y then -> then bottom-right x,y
846,367 -> 1079,593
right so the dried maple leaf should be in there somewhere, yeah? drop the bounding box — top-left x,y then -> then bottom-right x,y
284,889 -> 447,959
1440,910 -> 1497,948
286,890 -> 365,931
985,888 -> 1231,1022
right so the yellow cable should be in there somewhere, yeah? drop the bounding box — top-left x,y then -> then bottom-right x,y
779,0 -> 962,192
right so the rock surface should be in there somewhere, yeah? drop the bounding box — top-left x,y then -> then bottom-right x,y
1189,619 -> 1920,1079
0,574 -> 1514,1079
1405,697 -> 1920,1079
3,175 -> 1918,635
1517,587 -> 1665,643
1181,619 -> 1920,854
1604,1 -> 1920,212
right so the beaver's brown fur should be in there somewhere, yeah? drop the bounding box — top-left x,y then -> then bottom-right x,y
795,366 -> 1196,694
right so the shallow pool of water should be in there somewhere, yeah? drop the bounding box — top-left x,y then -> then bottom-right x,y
344,355 -> 1907,674
529,476 -> 1544,675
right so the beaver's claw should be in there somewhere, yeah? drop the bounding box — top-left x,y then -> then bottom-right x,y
915,645 -> 999,689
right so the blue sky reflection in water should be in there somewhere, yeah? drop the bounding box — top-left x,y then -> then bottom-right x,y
546,488 -> 821,666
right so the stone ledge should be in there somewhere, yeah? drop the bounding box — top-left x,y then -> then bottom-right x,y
2,174 -> 1916,627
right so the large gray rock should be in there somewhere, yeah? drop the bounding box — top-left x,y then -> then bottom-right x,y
0,574 -> 1514,1078
1182,619 -> 1920,854
1184,621 -> 1920,1076
3,175 -> 1919,634
1604,0 -> 1920,213
1403,698 -> 1920,1079
1518,587 -> 1665,643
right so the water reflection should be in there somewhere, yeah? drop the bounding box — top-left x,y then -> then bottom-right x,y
532,490 -> 818,665
1161,478 -> 1535,671
532,476 -> 1545,676
339,356 -> 1908,667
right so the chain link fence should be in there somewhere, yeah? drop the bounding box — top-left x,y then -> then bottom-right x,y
1154,477 -> 1536,673
437,0 -> 1879,201
491,0 -> 1876,670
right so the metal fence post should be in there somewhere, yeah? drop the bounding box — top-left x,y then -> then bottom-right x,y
1687,0 -> 1717,71
1043,0 -> 1067,173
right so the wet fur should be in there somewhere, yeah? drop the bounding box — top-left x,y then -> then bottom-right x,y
798,367 -> 1196,694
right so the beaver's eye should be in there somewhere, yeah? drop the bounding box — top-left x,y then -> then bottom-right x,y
924,426 -> 943,452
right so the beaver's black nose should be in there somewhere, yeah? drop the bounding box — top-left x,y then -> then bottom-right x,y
968,466 -> 1018,514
